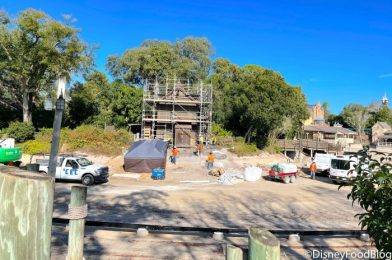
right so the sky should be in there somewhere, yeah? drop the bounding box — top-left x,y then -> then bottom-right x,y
2,0 -> 392,114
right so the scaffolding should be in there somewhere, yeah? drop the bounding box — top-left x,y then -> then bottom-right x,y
142,78 -> 213,147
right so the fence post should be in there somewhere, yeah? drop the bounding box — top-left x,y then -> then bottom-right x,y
0,166 -> 54,260
248,227 -> 280,260
67,185 -> 88,260
226,244 -> 244,260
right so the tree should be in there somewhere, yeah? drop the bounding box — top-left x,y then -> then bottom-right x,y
68,71 -> 143,128
341,104 -> 370,144
367,105 -> 392,128
345,148 -> 392,252
0,9 -> 92,123
322,102 -> 331,124
106,37 -> 213,85
211,59 -> 309,146
68,71 -> 107,127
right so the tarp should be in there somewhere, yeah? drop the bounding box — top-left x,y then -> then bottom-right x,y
124,139 -> 169,173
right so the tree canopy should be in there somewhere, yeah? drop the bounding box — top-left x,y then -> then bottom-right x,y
211,58 -> 309,145
106,37 -> 213,85
68,71 -> 142,128
0,9 -> 92,123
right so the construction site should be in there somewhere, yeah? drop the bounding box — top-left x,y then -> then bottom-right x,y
141,79 -> 213,147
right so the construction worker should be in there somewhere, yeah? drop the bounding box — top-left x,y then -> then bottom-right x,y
170,146 -> 179,165
197,142 -> 203,156
207,151 -> 215,170
211,136 -> 217,146
309,161 -> 317,180
199,135 -> 205,145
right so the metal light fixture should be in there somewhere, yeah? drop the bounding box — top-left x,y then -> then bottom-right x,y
55,95 -> 65,110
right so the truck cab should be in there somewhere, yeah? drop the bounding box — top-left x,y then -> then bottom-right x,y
37,155 -> 109,185
329,155 -> 358,184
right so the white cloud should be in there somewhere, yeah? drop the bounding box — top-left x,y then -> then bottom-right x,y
378,73 -> 392,78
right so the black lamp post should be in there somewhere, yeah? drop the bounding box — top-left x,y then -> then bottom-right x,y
48,78 -> 66,178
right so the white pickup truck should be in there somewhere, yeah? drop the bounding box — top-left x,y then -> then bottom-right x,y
37,155 -> 109,185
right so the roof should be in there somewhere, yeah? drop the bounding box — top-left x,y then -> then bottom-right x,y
374,122 -> 391,129
124,139 -> 168,159
303,125 -> 357,135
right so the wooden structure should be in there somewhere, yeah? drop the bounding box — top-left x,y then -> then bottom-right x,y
68,185 -> 87,260
249,227 -> 280,260
372,122 -> 392,145
226,227 -> 280,260
276,139 -> 339,156
0,166 -> 54,260
142,79 -> 213,147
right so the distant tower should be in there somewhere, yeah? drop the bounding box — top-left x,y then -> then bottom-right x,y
382,93 -> 389,106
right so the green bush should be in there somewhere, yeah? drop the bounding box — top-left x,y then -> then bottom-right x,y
5,122 -> 35,142
21,140 -> 51,154
344,148 -> 392,252
211,123 -> 233,137
64,125 -> 132,156
229,141 -> 259,157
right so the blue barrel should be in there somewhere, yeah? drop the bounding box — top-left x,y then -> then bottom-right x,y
151,168 -> 165,180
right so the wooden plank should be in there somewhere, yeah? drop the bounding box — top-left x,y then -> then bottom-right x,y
248,227 -> 280,260
0,166 -> 54,260
67,185 -> 87,260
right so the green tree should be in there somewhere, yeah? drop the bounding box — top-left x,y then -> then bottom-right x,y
68,71 -> 143,128
106,37 -> 213,85
0,9 -> 92,123
367,105 -> 392,128
94,80 -> 143,127
322,102 -> 331,124
68,71 -> 107,127
341,104 -> 370,144
345,148 -> 392,252
211,59 -> 309,145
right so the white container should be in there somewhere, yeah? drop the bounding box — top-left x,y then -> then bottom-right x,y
0,138 -> 15,148
243,166 -> 262,181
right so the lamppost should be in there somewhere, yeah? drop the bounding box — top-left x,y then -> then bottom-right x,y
48,77 -> 66,178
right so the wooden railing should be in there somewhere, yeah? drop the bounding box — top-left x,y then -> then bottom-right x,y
276,139 -> 338,151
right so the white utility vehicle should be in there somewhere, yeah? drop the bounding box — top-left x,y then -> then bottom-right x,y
313,153 -> 334,174
329,155 -> 358,184
37,155 -> 109,185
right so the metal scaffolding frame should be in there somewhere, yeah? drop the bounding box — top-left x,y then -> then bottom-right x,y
141,78 -> 213,145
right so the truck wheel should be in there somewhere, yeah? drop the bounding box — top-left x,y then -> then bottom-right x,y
82,174 -> 94,186
290,175 -> 296,183
283,176 -> 290,184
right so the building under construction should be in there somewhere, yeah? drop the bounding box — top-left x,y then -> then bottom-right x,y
142,79 -> 213,147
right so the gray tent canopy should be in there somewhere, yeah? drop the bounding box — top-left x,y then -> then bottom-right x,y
124,139 -> 169,173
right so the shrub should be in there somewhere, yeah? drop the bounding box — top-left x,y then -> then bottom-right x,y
64,125 -> 132,156
229,141 -> 259,157
344,148 -> 392,252
5,122 -> 35,142
21,140 -> 51,154
211,123 -> 233,137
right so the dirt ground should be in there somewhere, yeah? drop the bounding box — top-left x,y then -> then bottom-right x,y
49,149 -> 368,259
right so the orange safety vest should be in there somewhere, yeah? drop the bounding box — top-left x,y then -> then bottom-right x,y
310,164 -> 317,172
198,144 -> 203,151
208,154 -> 214,162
